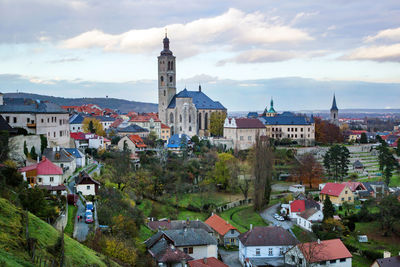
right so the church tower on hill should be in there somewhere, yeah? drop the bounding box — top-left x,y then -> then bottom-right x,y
158,31 -> 176,124
330,94 -> 339,126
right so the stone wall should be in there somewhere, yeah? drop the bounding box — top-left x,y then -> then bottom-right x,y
8,135 -> 42,164
53,202 -> 68,231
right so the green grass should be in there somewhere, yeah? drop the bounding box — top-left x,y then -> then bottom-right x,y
138,226 -> 154,243
64,204 -> 77,236
177,210 -> 208,221
352,254 -> 373,267
166,192 -> 242,209
0,197 -> 119,267
220,205 -> 268,233
291,225 -> 315,243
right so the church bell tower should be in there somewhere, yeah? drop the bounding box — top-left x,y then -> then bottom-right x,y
330,94 -> 339,126
158,31 -> 176,124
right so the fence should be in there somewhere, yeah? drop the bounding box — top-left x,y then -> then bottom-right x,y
53,200 -> 68,232
215,198 -> 252,213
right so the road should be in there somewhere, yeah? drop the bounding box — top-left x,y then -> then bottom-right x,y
73,197 -> 90,242
219,249 -> 241,267
260,203 -> 294,230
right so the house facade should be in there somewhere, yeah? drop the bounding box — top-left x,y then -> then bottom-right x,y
238,226 -> 298,267
64,148 -> 86,168
161,123 -> 171,141
117,135 -> 147,154
0,96 -> 70,147
75,171 -> 100,196
129,115 -> 162,138
285,239 -> 352,267
223,118 -> 267,150
320,183 -> 354,206
43,147 -> 76,180
289,199 -> 321,219
296,209 -> 324,232
205,214 -> 240,247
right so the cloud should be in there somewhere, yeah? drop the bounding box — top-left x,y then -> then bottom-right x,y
60,8 -> 313,58
179,74 -> 219,84
47,57 -> 83,64
217,49 -> 295,65
364,27 -> 400,43
28,77 -> 56,85
344,44 -> 400,62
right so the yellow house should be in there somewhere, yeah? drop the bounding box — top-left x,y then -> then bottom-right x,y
161,123 -> 171,142
319,183 -> 354,206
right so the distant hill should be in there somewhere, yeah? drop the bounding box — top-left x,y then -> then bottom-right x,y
0,197 -> 119,267
4,92 -> 158,113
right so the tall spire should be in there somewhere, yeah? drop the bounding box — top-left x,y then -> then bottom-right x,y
270,98 -> 274,108
331,93 -> 338,111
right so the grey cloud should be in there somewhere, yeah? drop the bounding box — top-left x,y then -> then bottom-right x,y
47,57 -> 83,64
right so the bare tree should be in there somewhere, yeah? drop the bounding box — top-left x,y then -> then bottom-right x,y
252,135 -> 274,211
292,153 -> 324,189
285,241 -> 328,267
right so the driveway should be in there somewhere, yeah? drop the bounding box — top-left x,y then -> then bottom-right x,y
260,203 -> 294,230
73,198 -> 90,242
219,248 -> 241,267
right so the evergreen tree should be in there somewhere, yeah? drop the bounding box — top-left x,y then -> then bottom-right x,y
0,130 -> 9,161
88,120 -> 95,134
323,145 -> 350,181
323,196 -> 335,219
30,146 -> 38,160
23,141 -> 29,157
360,132 -> 368,144
40,134 -> 48,154
397,139 -> 400,157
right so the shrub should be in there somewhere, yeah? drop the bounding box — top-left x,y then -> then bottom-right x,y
361,249 -> 383,260
186,204 -> 201,212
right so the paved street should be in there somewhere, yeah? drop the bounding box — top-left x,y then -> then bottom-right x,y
260,203 -> 294,230
219,249 -> 241,267
73,198 -> 90,242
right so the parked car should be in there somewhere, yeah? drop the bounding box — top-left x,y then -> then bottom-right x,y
86,201 -> 94,212
85,211 -> 93,224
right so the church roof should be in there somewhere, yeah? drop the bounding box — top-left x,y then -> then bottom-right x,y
331,94 -> 338,111
261,112 -> 314,126
167,89 -> 226,110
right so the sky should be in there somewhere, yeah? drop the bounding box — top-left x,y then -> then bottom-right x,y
0,0 -> 400,111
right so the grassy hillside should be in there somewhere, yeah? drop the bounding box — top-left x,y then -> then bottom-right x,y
0,198 -> 119,267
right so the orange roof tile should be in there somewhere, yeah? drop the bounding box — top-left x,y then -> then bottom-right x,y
297,239 -> 352,263
161,123 -> 170,129
205,214 -> 237,236
189,257 -> 228,267
128,134 -> 147,148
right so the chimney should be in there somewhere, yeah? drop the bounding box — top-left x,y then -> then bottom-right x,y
199,84 -> 202,92
250,224 -> 253,230
317,239 -> 321,244
37,156 -> 40,163
383,251 -> 391,258
0,92 -> 3,105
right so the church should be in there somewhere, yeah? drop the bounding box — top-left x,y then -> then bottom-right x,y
157,34 -> 226,137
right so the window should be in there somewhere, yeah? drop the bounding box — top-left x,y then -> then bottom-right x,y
168,62 -> 171,70
27,118 -> 30,123
299,258 -> 303,264
341,197 -> 344,201
171,62 -> 174,70
301,134 -> 303,138
295,128 -> 298,132
59,119 -> 62,125
47,118 -> 50,123
189,126 -> 192,131
38,178 -> 42,183
279,247 -> 284,255
320,261 -> 326,265
179,114 -> 182,123
240,136 -> 244,141
231,230 -> 235,234
5,116 -> 9,123
330,260 -> 336,264
205,113 -> 208,129
189,115 -> 191,123
301,128 -> 303,132
60,131 -> 62,137
169,76 -> 173,83
340,258 -> 346,262
183,247 -> 188,254
248,136 -> 252,141
180,126 -> 182,131
50,177 -> 54,182
268,248 -> 273,256
73,127 -> 75,130
160,76 -> 164,82
291,256 -> 295,262
345,190 -> 348,194
87,185 -> 90,190
13,117 -> 17,123
170,113 -> 174,123
256,249 -> 260,256
348,197 -> 351,201
198,113 -> 202,129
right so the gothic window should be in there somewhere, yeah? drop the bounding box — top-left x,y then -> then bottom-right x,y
179,114 -> 182,123
189,126 -> 192,131
180,126 -> 182,131
161,76 -> 164,82
189,115 -> 191,123
171,61 -> 174,70
169,76 -> 173,83
168,62 -> 171,70
198,113 -> 202,130
170,113 -> 174,123
205,113 -> 208,130
164,90 -> 166,96
171,126 -> 174,135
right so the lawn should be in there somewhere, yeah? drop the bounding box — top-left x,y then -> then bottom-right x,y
352,254 -> 373,267
64,204 -> 77,236
220,205 -> 268,233
291,225 -> 315,243
166,192 -> 243,209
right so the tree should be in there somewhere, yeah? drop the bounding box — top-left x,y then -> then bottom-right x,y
0,130 -> 9,162
252,135 -> 274,211
23,140 -> 28,157
323,196 -> 335,220
209,112 -> 226,137
397,138 -> 400,156
314,117 -> 343,144
323,145 -> 350,181
82,118 -> 105,136
30,146 -> 38,160
379,195 -> 400,235
377,140 -> 399,186
40,134 -> 48,154
360,132 -> 368,144
292,153 -> 323,189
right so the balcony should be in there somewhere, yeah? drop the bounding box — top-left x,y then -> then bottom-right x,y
27,123 -> 36,128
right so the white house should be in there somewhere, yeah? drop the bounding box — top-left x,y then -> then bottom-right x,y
296,208 -> 324,232
238,226 -> 298,267
117,134 -> 147,154
285,239 -> 352,267
70,132 -> 105,150
18,156 -> 67,195
43,147 -> 76,180
289,199 -> 322,220
75,171 -> 100,196
64,148 -> 86,168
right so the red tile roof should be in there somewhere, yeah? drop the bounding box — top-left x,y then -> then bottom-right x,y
19,157 -> 63,175
128,134 -> 146,148
228,118 -> 265,129
297,239 -> 352,263
188,257 -> 229,267
341,182 -> 366,192
320,183 -> 346,197
161,123 -> 170,129
129,114 -> 161,122
290,200 -> 306,213
350,130 -> 367,135
205,214 -> 237,236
